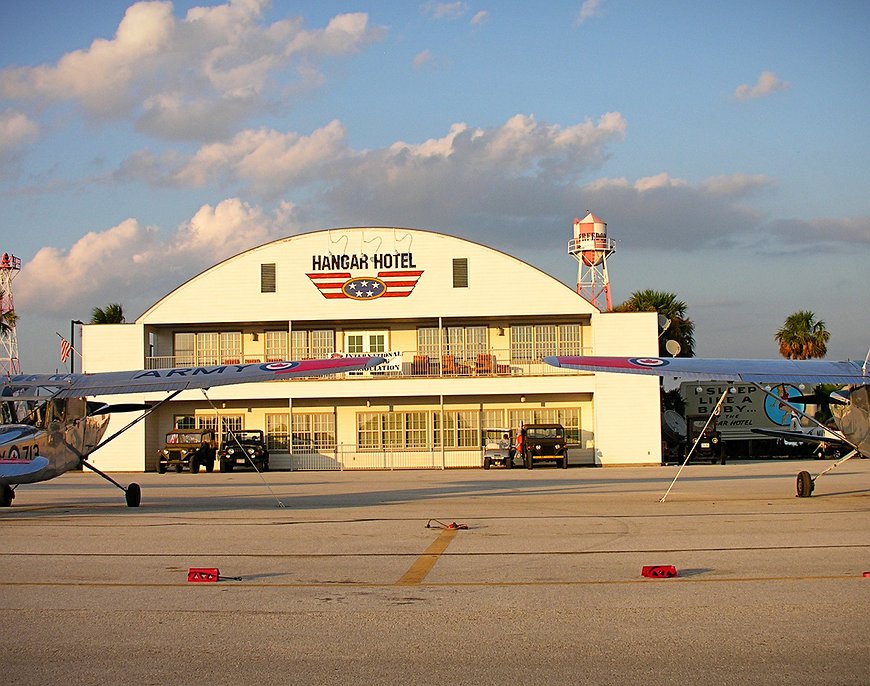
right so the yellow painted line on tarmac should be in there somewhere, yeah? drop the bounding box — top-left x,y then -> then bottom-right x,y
396,527 -> 459,586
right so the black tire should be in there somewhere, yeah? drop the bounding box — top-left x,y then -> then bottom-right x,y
526,454 -> 533,470
561,456 -> 568,469
125,483 -> 141,508
189,456 -> 198,473
262,461 -> 269,472
1,484 -> 14,507
483,457 -> 491,470
205,459 -> 214,473
220,461 -> 232,473
158,463 -> 166,474
174,464 -> 183,473
796,470 -> 814,498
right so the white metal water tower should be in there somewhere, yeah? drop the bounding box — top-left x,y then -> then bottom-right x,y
0,252 -> 21,376
568,212 -> 616,311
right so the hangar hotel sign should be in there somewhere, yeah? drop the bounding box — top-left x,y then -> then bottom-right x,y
307,252 -> 423,300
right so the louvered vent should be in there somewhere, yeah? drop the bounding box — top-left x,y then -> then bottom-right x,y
261,263 -> 276,293
452,258 -> 468,288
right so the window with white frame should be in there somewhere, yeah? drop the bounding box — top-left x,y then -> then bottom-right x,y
417,326 -> 487,361
510,324 -> 585,362
292,413 -> 336,453
173,331 -> 243,366
291,329 -> 336,359
357,411 -> 429,450
198,414 -> 243,444
434,410 -> 479,448
509,408 -> 582,443
265,330 -> 288,361
266,413 -> 290,452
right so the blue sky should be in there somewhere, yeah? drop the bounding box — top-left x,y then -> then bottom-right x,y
1,0 -> 868,370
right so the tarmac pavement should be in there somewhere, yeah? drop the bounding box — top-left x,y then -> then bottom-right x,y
2,459 -> 869,685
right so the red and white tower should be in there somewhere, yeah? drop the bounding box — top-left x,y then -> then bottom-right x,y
0,252 -> 21,376
568,212 -> 616,311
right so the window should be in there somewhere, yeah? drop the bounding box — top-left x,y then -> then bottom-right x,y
261,263 -> 276,293
266,413 -> 290,452
510,324 -> 585,362
292,413 -> 336,453
344,331 -> 387,355
198,414 -> 243,445
291,329 -> 335,359
266,413 -> 337,453
174,333 -> 195,366
174,331 -> 243,365
265,330 -> 288,361
434,410 -> 478,448
417,326 -> 487,361
357,411 -> 429,450
452,258 -> 468,288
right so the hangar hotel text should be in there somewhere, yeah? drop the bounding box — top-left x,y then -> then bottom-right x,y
82,226 -> 661,472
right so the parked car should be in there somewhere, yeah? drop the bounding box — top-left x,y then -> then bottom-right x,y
218,430 -> 270,472
158,429 -> 217,473
520,424 -> 567,469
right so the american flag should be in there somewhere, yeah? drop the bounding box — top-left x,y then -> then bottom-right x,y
60,337 -> 72,364
307,270 -> 423,300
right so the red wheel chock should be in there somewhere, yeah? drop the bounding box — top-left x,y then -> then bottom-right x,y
641,565 -> 678,578
188,567 -> 220,582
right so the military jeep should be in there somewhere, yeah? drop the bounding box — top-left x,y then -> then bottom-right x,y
157,429 -> 217,473
218,430 -> 270,472
686,414 -> 726,464
521,423 -> 568,469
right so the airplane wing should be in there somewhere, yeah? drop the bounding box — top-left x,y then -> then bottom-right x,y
750,427 -> 851,447
2,357 -> 385,398
543,356 -> 867,385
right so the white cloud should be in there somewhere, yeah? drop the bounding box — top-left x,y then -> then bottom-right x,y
174,120 -> 347,196
413,50 -> 434,68
576,0 -> 603,25
423,2 -> 468,21
15,199 -> 300,316
470,11 -> 489,26
0,3 -> 386,139
0,109 -> 40,171
734,71 -> 790,101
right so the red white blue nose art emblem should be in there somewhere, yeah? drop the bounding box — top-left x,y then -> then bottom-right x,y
629,358 -> 669,368
342,277 -> 386,300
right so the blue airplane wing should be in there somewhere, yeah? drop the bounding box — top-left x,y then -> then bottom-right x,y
544,356 -> 867,385
3,357 -> 386,398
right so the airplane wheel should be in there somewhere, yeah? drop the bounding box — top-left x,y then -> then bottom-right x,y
1,484 -> 14,507
125,483 -> 141,508
796,470 -> 814,498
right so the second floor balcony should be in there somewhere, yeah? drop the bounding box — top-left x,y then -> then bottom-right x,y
144,347 -> 593,379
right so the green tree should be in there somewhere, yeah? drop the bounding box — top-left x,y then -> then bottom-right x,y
90,303 -> 126,324
774,310 -> 829,359
614,289 -> 695,357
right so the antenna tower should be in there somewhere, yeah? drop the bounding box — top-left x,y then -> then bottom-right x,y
0,252 -> 21,376
568,212 -> 616,311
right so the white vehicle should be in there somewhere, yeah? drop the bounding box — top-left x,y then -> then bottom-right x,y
482,428 -> 514,469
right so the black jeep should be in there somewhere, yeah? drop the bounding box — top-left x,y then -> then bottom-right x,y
521,423 -> 568,469
158,429 -> 217,473
685,414 -> 726,464
218,430 -> 270,472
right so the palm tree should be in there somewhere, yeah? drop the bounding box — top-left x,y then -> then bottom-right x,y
775,310 -> 829,359
614,289 -> 695,357
90,303 -> 126,324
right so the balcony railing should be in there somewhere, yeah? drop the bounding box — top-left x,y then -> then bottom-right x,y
144,348 -> 592,378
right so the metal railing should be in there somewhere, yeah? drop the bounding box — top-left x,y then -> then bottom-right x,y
269,444 -> 483,471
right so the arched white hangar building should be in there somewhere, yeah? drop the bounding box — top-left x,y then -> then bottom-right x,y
81,226 -> 662,471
